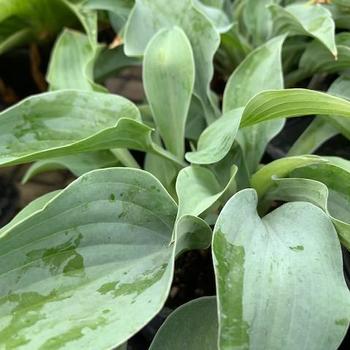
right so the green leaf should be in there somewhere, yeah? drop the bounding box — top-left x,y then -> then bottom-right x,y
185,108 -> 243,164
241,88 -> 350,128
269,2 -> 337,56
0,191 -> 61,237
288,117 -> 338,156
175,215 -> 212,256
62,0 -> 98,45
0,168 -> 177,349
262,165 -> 350,250
251,155 -> 326,197
242,0 -> 277,46
299,33 -> 350,76
193,0 -> 232,33
124,0 -> 220,124
0,90 -> 184,168
47,29 -> 105,92
84,0 -> 134,32
213,189 -> 350,350
144,27 -> 195,158
223,34 -> 286,173
22,151 -> 118,183
94,45 -> 141,82
176,165 -> 237,217
150,297 -> 218,350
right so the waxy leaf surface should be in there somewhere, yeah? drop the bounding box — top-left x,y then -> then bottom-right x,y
0,168 -> 177,349
213,189 -> 350,350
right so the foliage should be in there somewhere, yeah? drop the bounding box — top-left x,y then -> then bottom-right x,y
0,0 -> 350,349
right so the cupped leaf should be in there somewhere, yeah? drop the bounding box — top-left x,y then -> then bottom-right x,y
251,155 -> 326,198
22,151 -> 118,183
241,88 -> 350,128
185,108 -> 243,164
0,168 -> 177,349
0,90 -> 183,167
176,165 -> 237,218
47,29 -> 105,92
269,2 -> 337,56
262,169 -> 350,250
124,0 -> 220,123
144,27 -> 195,158
175,215 -> 212,257
213,189 -> 350,350
150,296 -> 218,350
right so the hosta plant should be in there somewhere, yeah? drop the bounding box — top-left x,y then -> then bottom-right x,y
1,0 -> 350,349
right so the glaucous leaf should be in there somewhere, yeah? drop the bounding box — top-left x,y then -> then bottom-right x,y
176,165 -> 237,217
124,0 -> 220,123
185,108 -> 243,164
47,29 -> 105,91
269,2 -> 337,56
242,0 -> 277,46
0,168 -> 177,349
143,27 -> 195,158
0,90 -> 184,167
22,151 -> 118,183
241,89 -> 350,128
150,297 -> 218,350
213,189 -> 350,350
288,118 -> 338,156
299,32 -> 350,76
251,155 -> 326,197
223,35 -> 286,173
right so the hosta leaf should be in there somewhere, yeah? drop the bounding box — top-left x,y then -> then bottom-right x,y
223,35 -> 286,173
22,151 -> 118,183
187,36 -> 286,166
0,191 -> 61,237
213,189 -> 350,350
243,0 -> 277,46
241,89 -> 350,128
299,33 -> 350,76
269,3 -> 337,56
262,165 -> 350,249
84,0 -> 134,32
288,118 -> 338,156
251,155 -> 326,197
0,90 -> 183,167
47,29 -> 105,92
124,0 -> 220,123
185,108 -> 243,164
0,168 -> 177,349
62,0 -> 98,45
175,215 -> 212,256
94,46 -> 141,82
176,165 -> 237,217
193,0 -> 232,33
144,27 -> 195,158
150,297 -> 218,350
